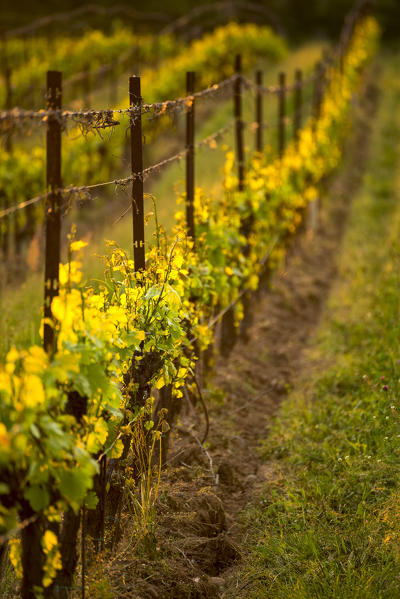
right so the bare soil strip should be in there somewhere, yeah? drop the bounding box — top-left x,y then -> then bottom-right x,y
102,70 -> 379,599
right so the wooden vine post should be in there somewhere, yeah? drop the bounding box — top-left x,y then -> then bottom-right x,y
255,69 -> 263,152
185,71 -> 195,241
129,76 -> 145,271
234,54 -> 244,190
43,70 -> 62,354
293,68 -> 302,144
278,71 -> 286,157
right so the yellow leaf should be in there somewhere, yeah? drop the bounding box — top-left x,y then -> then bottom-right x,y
173,254 -> 184,269
155,376 -> 165,390
177,367 -> 188,379
0,423 -> 10,449
87,419 -> 109,453
21,375 -> 45,408
51,296 -> 65,322
6,347 -> 19,363
70,240 -> 88,252
110,439 -> 123,459
43,530 -> 58,553
24,346 -> 48,375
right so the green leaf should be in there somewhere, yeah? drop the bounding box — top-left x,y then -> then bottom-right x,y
24,486 -> 50,512
30,423 -> 40,439
73,373 -> 92,397
59,470 -> 91,511
85,491 -> 99,510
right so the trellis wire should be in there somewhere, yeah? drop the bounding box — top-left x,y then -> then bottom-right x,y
0,121 -> 235,223
0,69 -> 320,138
0,75 -> 238,134
0,68 -> 321,137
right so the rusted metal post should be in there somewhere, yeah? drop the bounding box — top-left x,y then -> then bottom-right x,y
234,54 -> 244,190
185,71 -> 195,240
278,72 -> 286,158
43,70 -> 62,354
255,70 -> 263,152
293,69 -> 302,144
129,76 -> 145,271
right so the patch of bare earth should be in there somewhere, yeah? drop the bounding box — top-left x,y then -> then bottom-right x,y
102,72 -> 379,599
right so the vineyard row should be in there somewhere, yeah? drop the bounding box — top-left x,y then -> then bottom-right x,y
0,4 -> 379,597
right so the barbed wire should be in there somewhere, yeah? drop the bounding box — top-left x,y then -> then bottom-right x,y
112,122 -> 234,224
0,69 -> 321,136
0,107 -> 122,136
241,71 -> 318,96
0,93 -> 319,222
0,148 -> 190,221
244,120 -> 279,132
0,192 -> 47,219
0,75 -> 238,136
0,0 -> 369,221
195,122 -> 234,148
114,124 -> 234,221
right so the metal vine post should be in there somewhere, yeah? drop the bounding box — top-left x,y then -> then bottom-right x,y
278,71 -> 286,157
255,69 -> 263,152
185,71 -> 196,241
129,76 -> 145,271
234,54 -> 245,190
43,70 -> 62,354
293,68 -> 302,144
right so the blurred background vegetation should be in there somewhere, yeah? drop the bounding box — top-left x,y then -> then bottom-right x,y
1,0 -> 399,39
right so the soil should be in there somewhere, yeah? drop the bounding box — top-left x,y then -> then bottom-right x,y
96,70 -> 379,599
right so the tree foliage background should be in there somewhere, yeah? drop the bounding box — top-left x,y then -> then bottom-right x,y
0,1 -> 398,40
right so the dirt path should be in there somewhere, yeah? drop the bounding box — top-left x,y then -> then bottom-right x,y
102,70 -> 379,599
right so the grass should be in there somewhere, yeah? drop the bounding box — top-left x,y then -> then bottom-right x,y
230,53 -> 400,598
0,41 -> 324,359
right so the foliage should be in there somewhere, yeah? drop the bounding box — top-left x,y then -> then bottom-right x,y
0,15 -> 379,593
0,21 -> 287,225
141,22 -> 287,102
1,29 -> 180,108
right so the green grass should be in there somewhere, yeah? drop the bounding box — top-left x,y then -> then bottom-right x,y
0,42 -> 324,359
230,54 -> 400,599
